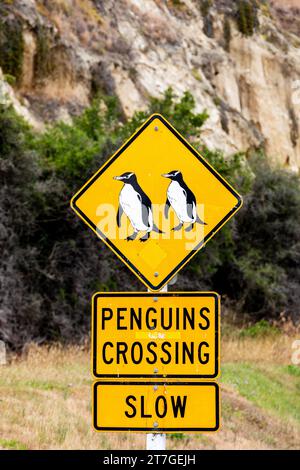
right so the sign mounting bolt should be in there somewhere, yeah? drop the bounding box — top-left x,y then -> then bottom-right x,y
153,422 -> 159,428
154,368 -> 158,374
154,126 -> 159,131
153,297 -> 158,302
154,272 -> 159,277
153,385 -> 158,391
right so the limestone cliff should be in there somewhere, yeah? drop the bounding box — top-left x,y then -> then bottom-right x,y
1,0 -> 300,170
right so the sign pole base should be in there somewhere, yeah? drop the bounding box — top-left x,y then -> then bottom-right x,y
146,283 -> 168,451
146,433 -> 167,451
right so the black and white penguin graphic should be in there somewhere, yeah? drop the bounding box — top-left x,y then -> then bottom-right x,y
162,170 -> 207,232
114,172 -> 163,241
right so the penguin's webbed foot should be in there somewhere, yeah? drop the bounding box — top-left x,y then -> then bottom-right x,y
196,215 -> 207,225
140,233 -> 150,242
126,233 -> 137,241
172,223 -> 183,231
185,223 -> 195,232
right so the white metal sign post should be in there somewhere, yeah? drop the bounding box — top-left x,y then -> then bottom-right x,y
146,431 -> 166,451
146,283 -> 168,451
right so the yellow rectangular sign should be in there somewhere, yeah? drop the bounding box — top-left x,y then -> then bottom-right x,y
93,382 -> 220,432
92,292 -> 220,379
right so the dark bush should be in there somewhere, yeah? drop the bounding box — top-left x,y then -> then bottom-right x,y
33,23 -> 52,82
0,14 -> 24,84
118,87 -> 209,142
0,102 -> 140,350
0,105 -> 40,348
235,0 -> 259,36
223,16 -> 232,52
199,0 -> 212,18
199,1 -> 214,38
233,160 -> 300,321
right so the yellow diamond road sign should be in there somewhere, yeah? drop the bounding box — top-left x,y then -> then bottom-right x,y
71,114 -> 242,291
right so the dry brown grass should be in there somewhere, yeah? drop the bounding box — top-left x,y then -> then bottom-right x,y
0,332 -> 299,450
222,334 -> 295,365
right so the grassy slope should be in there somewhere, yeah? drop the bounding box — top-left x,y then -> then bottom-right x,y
0,332 -> 299,450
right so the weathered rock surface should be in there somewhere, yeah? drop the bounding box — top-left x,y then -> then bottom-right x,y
0,0 -> 300,170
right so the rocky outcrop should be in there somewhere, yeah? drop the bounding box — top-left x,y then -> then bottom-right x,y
0,0 -> 300,170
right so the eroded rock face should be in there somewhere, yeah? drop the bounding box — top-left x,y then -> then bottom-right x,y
0,0 -> 300,170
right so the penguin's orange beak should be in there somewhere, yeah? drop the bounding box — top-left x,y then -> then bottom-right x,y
113,175 -> 124,180
162,173 -> 172,178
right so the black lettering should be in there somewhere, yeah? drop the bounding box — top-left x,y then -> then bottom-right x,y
125,396 -> 136,418
171,395 -> 187,418
199,307 -> 210,330
131,342 -> 143,364
102,342 -> 113,364
146,342 -> 157,364
155,396 -> 167,418
116,342 -> 128,364
182,342 -> 194,364
160,342 -> 172,364
161,308 -> 172,330
183,308 -> 195,330
101,308 -> 113,329
198,341 -> 209,364
175,307 -> 180,330
145,308 -> 157,330
130,308 -> 142,329
117,308 -> 127,330
141,396 -> 151,418
175,342 -> 179,364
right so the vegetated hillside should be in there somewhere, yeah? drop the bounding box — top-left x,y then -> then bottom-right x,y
0,328 -> 299,450
1,89 -> 300,351
1,1 -> 300,351
0,0 -> 300,170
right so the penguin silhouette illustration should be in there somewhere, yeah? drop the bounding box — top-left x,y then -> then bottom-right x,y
114,172 -> 163,241
162,170 -> 207,232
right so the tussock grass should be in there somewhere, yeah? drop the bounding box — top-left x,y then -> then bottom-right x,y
222,333 -> 295,365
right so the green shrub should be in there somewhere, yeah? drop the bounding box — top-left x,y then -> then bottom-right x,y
0,439 -> 28,450
30,96 -> 121,184
240,319 -> 279,338
285,365 -> 300,377
199,0 -> 212,18
199,0 -> 214,37
170,432 -> 185,440
4,73 -> 16,86
0,104 -> 41,349
171,0 -> 184,6
236,0 -> 258,36
223,16 -> 232,52
0,16 -> 24,84
119,87 -> 209,141
34,23 -> 53,81
32,122 -> 101,180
